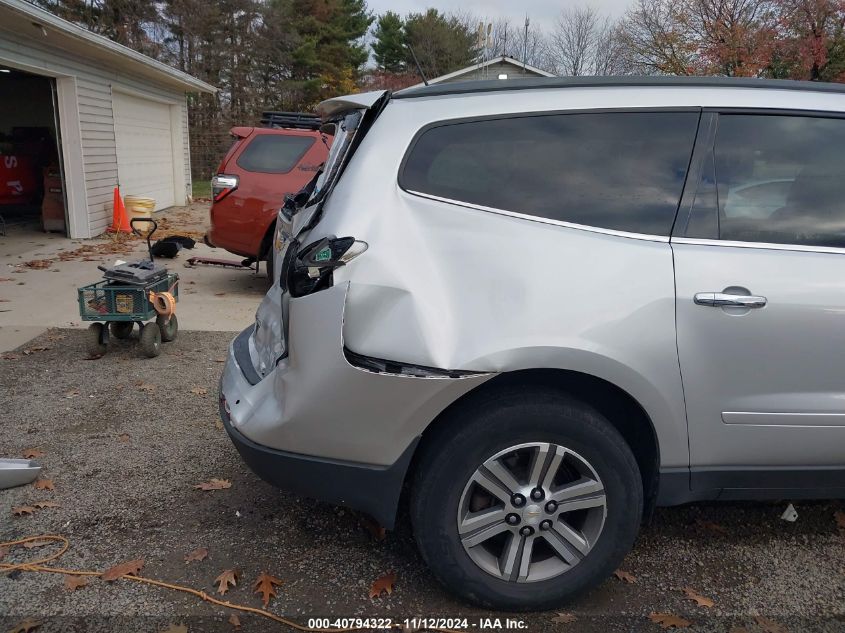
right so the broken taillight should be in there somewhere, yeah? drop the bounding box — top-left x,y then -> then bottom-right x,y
287,236 -> 367,297
211,174 -> 239,202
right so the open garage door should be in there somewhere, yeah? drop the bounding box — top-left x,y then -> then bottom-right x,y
113,91 -> 175,210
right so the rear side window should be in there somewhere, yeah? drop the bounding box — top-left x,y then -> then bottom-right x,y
687,114 -> 845,248
400,112 -> 699,236
236,134 -> 315,174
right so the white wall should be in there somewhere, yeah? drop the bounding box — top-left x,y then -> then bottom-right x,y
0,28 -> 193,237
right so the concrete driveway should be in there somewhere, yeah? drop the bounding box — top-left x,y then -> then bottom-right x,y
1,329 -> 844,633
0,203 -> 264,351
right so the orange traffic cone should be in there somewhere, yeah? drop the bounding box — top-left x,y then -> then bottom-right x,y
108,186 -> 131,233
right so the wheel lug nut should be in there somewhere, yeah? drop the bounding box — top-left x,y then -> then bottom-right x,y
506,513 -> 520,525
530,488 -> 544,501
519,526 -> 534,537
545,500 -> 558,513
511,494 -> 526,507
539,519 -> 553,531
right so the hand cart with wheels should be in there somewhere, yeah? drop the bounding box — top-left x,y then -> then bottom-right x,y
76,218 -> 179,358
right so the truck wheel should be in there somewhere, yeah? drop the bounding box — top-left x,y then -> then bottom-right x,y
86,323 -> 108,358
157,313 -> 178,342
109,321 -> 134,340
139,323 -> 162,358
410,387 -> 642,610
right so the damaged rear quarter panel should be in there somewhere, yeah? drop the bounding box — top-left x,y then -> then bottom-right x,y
313,93 -> 690,468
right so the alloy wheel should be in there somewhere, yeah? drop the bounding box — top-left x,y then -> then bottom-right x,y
456,442 -> 607,583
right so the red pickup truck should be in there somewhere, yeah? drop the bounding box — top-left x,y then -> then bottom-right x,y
206,112 -> 331,279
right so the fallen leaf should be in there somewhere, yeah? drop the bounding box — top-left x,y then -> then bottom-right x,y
1,353 -> 20,360
613,569 -> 637,584
12,506 -> 36,517
22,539 -> 54,549
253,571 -> 284,607
649,613 -> 691,629
33,479 -> 54,491
0,277 -> 12,282
551,612 -> 577,623
32,501 -> 60,509
101,559 -> 144,581
682,587 -> 714,608
7,619 -> 41,633
754,616 -> 789,633
0,545 -> 9,560
369,572 -> 396,599
194,478 -> 231,491
22,346 -> 50,355
190,387 -> 208,396
64,388 -> 81,398
21,258 -> 52,269
64,575 -> 89,591
161,626 -> 188,633
118,433 -> 130,442
360,516 -> 386,541
697,519 -> 727,534
214,420 -> 224,431
215,358 -> 227,363
834,510 -> 845,531
22,448 -> 44,459
184,547 -> 208,563
138,382 -> 157,392
214,292 -> 227,296
214,569 -> 239,594
228,615 -> 241,629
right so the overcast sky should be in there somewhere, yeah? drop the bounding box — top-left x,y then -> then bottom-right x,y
365,0 -> 634,26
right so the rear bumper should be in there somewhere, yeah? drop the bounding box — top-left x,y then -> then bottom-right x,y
220,391 -> 417,528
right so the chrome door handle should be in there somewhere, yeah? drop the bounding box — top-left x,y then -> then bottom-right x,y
694,292 -> 767,308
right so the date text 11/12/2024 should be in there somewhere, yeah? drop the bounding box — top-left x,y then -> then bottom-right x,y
306,618 -> 528,630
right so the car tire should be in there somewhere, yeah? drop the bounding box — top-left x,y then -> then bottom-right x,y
410,386 -> 642,611
157,313 -> 178,342
139,323 -> 162,358
109,321 -> 134,340
264,247 -> 274,284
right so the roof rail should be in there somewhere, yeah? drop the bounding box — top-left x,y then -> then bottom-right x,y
260,111 -> 321,130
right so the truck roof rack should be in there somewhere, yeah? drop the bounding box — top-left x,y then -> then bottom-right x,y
260,111 -> 321,131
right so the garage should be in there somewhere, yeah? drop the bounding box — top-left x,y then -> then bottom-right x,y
0,0 -> 215,238
0,68 -> 64,234
113,91 -> 177,211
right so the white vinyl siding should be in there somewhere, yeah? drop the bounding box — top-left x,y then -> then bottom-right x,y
0,24 -> 194,237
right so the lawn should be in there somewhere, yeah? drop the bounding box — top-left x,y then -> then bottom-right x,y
192,178 -> 212,200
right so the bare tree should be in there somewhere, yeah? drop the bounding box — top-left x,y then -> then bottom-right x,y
546,5 -> 626,75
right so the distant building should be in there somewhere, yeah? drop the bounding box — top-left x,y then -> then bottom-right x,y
410,56 -> 555,88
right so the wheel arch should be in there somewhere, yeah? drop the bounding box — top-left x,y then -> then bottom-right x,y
402,368 -> 661,521
257,218 -> 276,259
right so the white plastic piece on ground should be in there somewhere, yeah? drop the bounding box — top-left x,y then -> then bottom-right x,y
781,503 -> 798,522
0,458 -> 42,489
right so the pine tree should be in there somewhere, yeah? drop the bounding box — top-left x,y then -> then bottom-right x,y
372,11 -> 406,72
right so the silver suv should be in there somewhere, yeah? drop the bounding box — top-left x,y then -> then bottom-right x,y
219,77 -> 845,610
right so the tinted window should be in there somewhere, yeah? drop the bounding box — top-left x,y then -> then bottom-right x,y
692,114 -> 845,247
401,112 -> 699,235
236,134 -> 315,173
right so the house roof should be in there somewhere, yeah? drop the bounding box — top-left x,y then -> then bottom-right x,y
395,74 -> 845,100
0,0 -> 216,93
410,56 -> 555,89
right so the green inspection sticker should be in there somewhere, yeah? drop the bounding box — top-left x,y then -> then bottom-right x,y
314,246 -> 332,262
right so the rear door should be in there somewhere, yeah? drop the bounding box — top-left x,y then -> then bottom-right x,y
672,111 -> 845,492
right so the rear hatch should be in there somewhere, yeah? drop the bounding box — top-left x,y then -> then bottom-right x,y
247,90 -> 390,380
